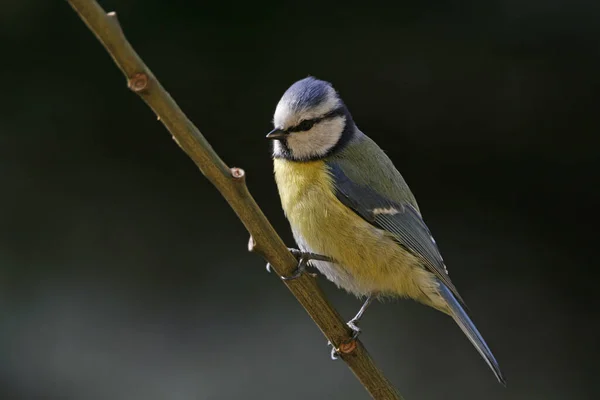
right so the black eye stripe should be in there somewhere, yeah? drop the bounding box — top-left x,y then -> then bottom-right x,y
286,107 -> 345,133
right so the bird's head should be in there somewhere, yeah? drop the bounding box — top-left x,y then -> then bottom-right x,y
267,77 -> 355,161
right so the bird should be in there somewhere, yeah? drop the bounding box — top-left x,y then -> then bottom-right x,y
265,76 -> 505,385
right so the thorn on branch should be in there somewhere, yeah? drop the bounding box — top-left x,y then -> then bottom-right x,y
128,72 -> 148,92
248,236 -> 256,252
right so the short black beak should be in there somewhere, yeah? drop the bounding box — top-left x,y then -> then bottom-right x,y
266,128 -> 287,140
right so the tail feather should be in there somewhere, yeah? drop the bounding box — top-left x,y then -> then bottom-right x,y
437,282 -> 506,386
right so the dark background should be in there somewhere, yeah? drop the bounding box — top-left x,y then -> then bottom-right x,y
1,0 -> 598,399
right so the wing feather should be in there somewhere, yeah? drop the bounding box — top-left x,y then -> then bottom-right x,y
328,162 -> 466,307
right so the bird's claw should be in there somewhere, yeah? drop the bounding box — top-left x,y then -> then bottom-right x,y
265,248 -> 332,280
325,296 -> 374,360
347,319 -> 362,340
327,320 -> 361,361
287,248 -> 303,258
281,254 -> 309,281
327,341 -> 340,360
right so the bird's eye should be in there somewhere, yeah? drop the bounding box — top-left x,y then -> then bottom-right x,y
295,119 -> 316,132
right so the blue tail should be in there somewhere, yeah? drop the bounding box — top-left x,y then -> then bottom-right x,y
438,283 -> 506,386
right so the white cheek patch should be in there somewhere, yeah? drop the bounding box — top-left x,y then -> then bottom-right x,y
287,116 -> 346,159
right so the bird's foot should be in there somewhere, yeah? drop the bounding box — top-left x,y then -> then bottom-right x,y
327,320 -> 362,360
346,318 -> 362,340
266,248 -> 332,280
326,295 -> 376,360
327,341 -> 340,360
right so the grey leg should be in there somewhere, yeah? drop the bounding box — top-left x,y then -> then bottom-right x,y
347,295 -> 375,338
329,294 -> 376,360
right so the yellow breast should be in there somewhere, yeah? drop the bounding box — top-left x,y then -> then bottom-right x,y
273,158 -> 437,300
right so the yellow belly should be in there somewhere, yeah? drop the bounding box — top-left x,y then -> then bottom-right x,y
274,158 -> 439,301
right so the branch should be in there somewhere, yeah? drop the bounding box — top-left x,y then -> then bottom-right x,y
65,1 -> 403,399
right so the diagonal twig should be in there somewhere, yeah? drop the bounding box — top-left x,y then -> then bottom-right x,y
65,1 -> 403,399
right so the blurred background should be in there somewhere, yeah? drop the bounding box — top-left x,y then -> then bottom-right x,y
1,0 -> 598,399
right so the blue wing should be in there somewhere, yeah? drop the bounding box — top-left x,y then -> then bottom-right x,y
327,162 -> 466,307
328,161 -> 506,384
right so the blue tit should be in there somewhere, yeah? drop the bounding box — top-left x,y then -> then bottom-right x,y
266,77 -> 505,385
